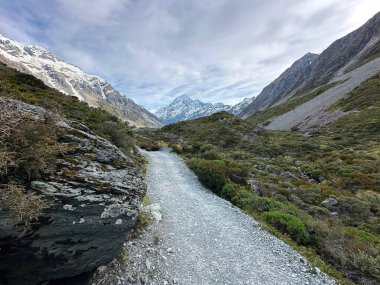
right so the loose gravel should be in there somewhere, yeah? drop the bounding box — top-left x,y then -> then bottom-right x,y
91,149 -> 336,285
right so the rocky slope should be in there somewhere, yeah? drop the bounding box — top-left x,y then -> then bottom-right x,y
264,57 -> 380,130
239,53 -> 318,118
0,34 -> 163,128
155,95 -> 231,124
0,99 -> 146,285
239,11 -> 380,118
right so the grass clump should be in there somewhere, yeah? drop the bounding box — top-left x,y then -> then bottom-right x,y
117,248 -> 129,263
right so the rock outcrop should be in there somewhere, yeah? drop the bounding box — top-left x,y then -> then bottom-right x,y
0,100 -> 146,284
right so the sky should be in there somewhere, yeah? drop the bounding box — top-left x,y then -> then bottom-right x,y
0,0 -> 379,112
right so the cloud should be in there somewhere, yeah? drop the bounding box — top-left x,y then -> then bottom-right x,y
0,0 -> 379,110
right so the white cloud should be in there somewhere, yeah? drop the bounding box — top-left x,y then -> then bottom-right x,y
0,0 -> 379,110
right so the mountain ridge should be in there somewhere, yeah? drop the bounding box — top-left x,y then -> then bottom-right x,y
155,95 -> 232,124
0,34 -> 163,128
239,11 -> 380,118
156,94 -> 255,124
238,52 -> 318,118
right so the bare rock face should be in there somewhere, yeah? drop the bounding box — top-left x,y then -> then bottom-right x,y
239,12 -> 380,119
239,52 -> 318,118
0,101 -> 146,284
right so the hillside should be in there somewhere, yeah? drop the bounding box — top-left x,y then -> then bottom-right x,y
140,72 -> 380,285
0,63 -> 146,284
0,34 -> 163,128
239,53 -> 318,118
239,12 -> 380,119
250,57 -> 380,130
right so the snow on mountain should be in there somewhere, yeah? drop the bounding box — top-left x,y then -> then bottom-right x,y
229,97 -> 255,115
155,95 -> 232,124
0,34 -> 163,128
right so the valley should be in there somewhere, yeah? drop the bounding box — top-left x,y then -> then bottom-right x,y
0,7 -> 379,285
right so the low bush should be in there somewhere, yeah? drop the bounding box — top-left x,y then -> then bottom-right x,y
187,158 -> 228,193
337,196 -> 372,225
5,116 -> 62,181
263,211 -> 310,245
99,120 -> 134,152
251,196 -> 300,215
351,251 -> 380,281
0,182 -> 51,227
201,150 -> 221,160
225,161 -> 249,185
220,182 -> 252,208
135,134 -> 161,151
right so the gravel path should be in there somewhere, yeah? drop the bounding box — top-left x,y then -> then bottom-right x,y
130,149 -> 335,285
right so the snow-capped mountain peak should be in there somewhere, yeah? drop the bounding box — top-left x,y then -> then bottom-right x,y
155,95 -> 231,124
0,34 -> 163,128
229,97 -> 255,115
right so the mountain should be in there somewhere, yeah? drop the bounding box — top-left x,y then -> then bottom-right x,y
229,97 -> 255,115
239,53 -> 318,118
239,11 -> 380,119
0,34 -> 163,128
155,95 -> 231,124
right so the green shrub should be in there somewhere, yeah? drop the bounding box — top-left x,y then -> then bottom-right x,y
225,161 -> 249,184
220,183 -> 253,209
297,187 -> 324,205
99,120 -> 134,152
187,158 -> 227,193
251,197 -> 298,214
263,211 -> 310,245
